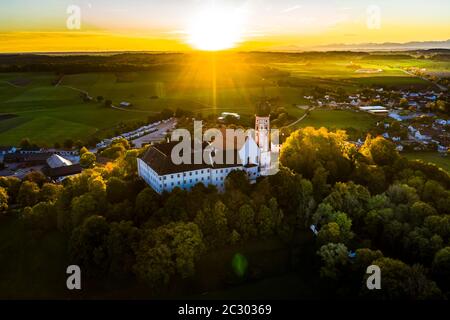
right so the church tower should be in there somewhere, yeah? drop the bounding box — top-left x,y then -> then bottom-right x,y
255,116 -> 270,152
255,115 -> 271,173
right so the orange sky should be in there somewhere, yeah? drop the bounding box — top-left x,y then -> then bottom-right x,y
1,1 -> 449,52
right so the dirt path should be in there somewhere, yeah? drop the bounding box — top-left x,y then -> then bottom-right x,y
281,106 -> 315,129
401,69 -> 448,91
3,81 -> 23,88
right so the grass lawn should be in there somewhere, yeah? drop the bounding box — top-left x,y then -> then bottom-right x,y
0,70 -> 310,145
297,109 -> 378,132
403,152 -> 450,173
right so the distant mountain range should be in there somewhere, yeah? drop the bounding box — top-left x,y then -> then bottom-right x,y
268,39 -> 450,52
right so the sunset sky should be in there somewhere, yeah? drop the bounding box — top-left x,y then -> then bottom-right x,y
1,0 -> 450,52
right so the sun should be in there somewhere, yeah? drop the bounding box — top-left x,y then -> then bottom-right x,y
186,7 -> 244,51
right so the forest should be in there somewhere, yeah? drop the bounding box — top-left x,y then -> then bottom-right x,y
0,126 -> 449,299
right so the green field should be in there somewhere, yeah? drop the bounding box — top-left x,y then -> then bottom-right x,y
298,109 -> 378,131
404,152 -> 450,173
270,58 -> 435,90
0,53 -> 448,146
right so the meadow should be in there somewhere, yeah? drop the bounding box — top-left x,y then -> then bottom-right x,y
0,53 -> 448,146
404,152 -> 450,173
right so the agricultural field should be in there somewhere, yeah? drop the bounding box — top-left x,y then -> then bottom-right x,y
0,69 -> 310,145
0,53 -> 448,146
298,109 -> 378,132
269,57 -> 437,90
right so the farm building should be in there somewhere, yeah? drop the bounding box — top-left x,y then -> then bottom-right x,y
46,154 -> 73,168
120,101 -> 132,108
359,106 -> 389,115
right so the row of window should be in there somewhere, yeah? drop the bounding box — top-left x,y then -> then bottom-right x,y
162,167 -> 240,180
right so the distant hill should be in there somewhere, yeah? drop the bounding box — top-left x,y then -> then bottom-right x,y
316,39 -> 450,51
268,40 -> 450,52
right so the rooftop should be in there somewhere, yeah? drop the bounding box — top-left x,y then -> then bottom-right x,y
140,140 -> 254,175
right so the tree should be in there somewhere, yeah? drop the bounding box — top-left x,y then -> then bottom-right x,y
311,166 -> 331,201
80,152 -> 96,168
322,182 -> 370,228
0,176 -> 21,204
254,198 -> 283,237
360,135 -> 399,166
386,184 -> 419,205
410,201 -> 437,225
134,222 -> 205,286
40,183 -> 63,203
317,243 -> 349,280
432,247 -> 450,291
225,170 -> 250,194
195,201 -> 229,247
363,257 -> 442,300
104,99 -> 113,108
23,171 -> 47,187
17,181 -> 40,207
106,177 -> 128,204
134,244 -> 174,287
236,204 -> 257,240
20,138 -> 31,148
123,149 -> 139,174
318,222 -> 341,244
280,127 -> 353,182
353,248 -> 384,274
107,221 -> 140,278
69,215 -> 111,276
79,146 -> 89,155
0,187 -> 8,214
100,144 -> 126,159
71,193 -> 99,226
269,167 -> 314,227
23,201 -> 58,236
399,98 -> 408,108
135,188 -> 160,225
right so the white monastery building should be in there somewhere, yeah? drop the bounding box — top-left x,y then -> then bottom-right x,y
137,116 -> 277,193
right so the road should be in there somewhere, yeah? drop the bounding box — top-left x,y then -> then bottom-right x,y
132,118 -> 177,148
282,106 -> 315,129
401,69 -> 448,91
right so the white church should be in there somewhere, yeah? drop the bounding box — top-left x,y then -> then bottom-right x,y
137,116 -> 279,194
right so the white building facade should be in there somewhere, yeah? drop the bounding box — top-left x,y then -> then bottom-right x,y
138,118 -> 272,194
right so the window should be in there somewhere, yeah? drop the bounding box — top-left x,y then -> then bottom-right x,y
201,170 -> 204,174
177,174 -> 180,178
171,175 -> 173,178
189,172 -> 192,176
